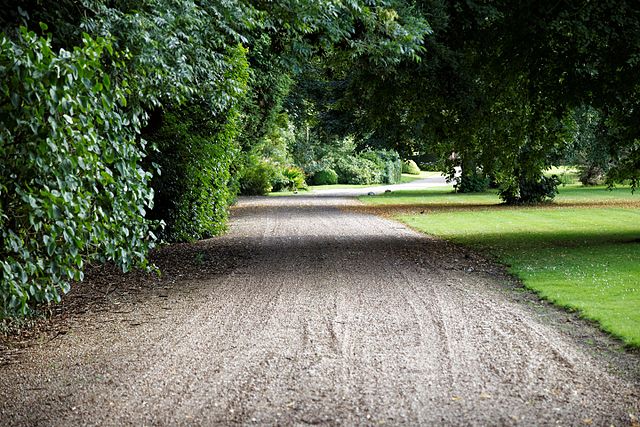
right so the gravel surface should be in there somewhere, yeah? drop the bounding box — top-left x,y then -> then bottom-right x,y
1,194 -> 639,426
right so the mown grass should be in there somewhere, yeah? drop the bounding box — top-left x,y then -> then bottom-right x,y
360,184 -> 638,207
360,185 -> 640,347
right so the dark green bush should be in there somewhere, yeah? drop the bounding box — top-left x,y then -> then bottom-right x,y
402,159 -> 421,175
143,44 -> 248,242
499,175 -> 560,204
0,28 -> 155,316
312,168 -> 339,185
145,101 -> 241,242
455,174 -> 490,193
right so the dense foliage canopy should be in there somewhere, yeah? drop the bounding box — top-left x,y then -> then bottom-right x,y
1,0 -> 638,315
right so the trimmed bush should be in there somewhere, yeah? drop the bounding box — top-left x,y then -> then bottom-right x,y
312,168 -> 339,185
402,159 -> 421,175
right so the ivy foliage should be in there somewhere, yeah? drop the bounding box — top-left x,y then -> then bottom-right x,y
0,0 -> 432,317
0,27 -> 155,315
81,0 -> 253,112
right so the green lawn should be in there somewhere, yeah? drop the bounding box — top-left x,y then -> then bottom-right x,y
361,186 -> 640,347
360,184 -> 639,206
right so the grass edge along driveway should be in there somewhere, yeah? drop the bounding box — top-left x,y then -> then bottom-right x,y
360,186 -> 640,348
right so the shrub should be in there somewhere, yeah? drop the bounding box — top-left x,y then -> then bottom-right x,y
379,150 -> 403,184
271,166 -> 307,192
239,156 -> 277,196
331,149 -> 404,185
144,101 -> 241,242
402,159 -> 421,175
360,149 -> 403,184
0,28 -> 155,316
284,166 -> 307,190
499,175 -> 560,204
312,168 -> 339,185
334,156 -> 379,184
455,174 -> 490,193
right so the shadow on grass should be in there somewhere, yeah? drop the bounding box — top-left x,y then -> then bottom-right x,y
351,201 -> 640,218
441,230 -> 640,251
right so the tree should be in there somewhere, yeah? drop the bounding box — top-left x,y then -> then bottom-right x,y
0,0 -> 431,314
306,0 -> 640,201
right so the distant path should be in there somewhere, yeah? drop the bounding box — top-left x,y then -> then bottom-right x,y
309,174 -> 450,197
1,194 -> 638,425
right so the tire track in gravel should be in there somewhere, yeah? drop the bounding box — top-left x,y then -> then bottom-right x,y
1,194 -> 639,426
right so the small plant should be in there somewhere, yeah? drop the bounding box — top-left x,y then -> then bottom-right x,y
284,166 -> 307,190
272,166 -> 307,192
194,252 -> 206,265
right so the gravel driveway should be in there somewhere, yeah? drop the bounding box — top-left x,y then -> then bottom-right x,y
1,193 -> 638,425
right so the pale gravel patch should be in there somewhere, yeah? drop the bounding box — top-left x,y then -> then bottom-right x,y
0,194 -> 638,426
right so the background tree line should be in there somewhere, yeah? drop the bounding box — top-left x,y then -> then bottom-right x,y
1,0 -> 638,316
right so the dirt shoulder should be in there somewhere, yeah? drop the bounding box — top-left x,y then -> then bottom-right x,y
1,195 -> 639,426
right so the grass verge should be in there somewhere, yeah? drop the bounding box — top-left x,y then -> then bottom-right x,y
360,184 -> 639,207
360,185 -> 640,347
